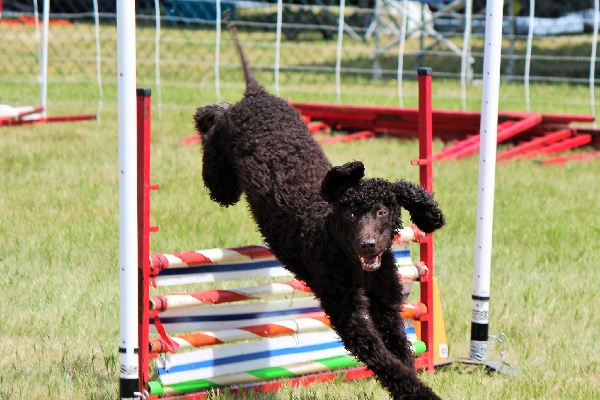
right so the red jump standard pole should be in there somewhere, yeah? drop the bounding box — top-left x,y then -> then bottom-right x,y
414,67 -> 435,374
137,88 -> 159,397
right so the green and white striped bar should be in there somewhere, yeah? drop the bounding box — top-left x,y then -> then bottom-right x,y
150,342 -> 426,396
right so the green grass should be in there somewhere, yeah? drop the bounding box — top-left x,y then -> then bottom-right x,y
2,17 -> 600,400
1,97 -> 600,399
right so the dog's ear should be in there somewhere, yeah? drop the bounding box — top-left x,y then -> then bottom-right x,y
393,180 -> 445,233
194,104 -> 229,136
321,161 -> 365,203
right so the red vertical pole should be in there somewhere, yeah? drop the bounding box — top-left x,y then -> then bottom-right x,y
416,67 -> 435,373
137,88 -> 153,395
417,68 -> 433,193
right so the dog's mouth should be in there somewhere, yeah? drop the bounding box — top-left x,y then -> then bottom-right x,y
360,252 -> 383,272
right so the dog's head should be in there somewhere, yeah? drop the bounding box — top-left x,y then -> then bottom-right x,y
321,161 -> 445,272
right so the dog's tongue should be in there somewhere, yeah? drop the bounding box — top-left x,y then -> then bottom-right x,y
360,253 -> 382,272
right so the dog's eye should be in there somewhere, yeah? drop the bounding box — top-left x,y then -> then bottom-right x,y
347,212 -> 355,219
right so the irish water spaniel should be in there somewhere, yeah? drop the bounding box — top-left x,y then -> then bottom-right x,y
194,16 -> 445,400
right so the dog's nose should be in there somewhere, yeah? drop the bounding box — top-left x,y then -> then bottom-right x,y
360,239 -> 376,252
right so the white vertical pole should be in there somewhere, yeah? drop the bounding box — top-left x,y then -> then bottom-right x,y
469,0 -> 504,362
117,0 -> 139,397
154,0 -> 162,118
460,0 -> 472,110
32,0 -> 41,108
40,0 -> 49,118
524,0 -> 534,112
93,0 -> 103,120
334,0 -> 345,103
397,0 -> 408,107
274,0 -> 283,97
214,0 -> 222,103
590,0 -> 599,124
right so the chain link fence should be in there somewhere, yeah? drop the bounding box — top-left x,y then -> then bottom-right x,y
1,0 -> 599,116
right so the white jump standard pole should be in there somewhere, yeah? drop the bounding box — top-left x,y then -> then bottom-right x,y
40,0 -> 49,119
469,0 -> 503,363
117,0 -> 141,398
463,0 -> 517,376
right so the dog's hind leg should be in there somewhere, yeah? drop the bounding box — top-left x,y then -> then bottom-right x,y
194,105 -> 242,206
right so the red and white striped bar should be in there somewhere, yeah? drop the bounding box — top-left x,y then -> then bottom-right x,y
151,280 -> 313,311
151,226 -> 422,272
150,303 -> 426,354
151,229 -> 421,287
151,280 -> 427,312
150,316 -> 332,353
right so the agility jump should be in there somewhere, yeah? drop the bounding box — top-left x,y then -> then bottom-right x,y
122,70 -> 448,399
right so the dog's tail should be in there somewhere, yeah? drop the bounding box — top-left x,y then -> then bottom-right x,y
224,11 -> 263,95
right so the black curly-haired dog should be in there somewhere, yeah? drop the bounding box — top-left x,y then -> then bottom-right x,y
194,17 -> 445,400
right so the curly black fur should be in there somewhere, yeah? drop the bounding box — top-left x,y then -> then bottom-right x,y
194,15 -> 445,400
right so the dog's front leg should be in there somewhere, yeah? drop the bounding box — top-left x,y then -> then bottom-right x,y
366,255 -> 416,367
316,281 -> 440,400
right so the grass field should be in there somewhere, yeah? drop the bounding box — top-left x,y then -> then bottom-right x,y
1,90 -> 600,399
2,19 -> 600,400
